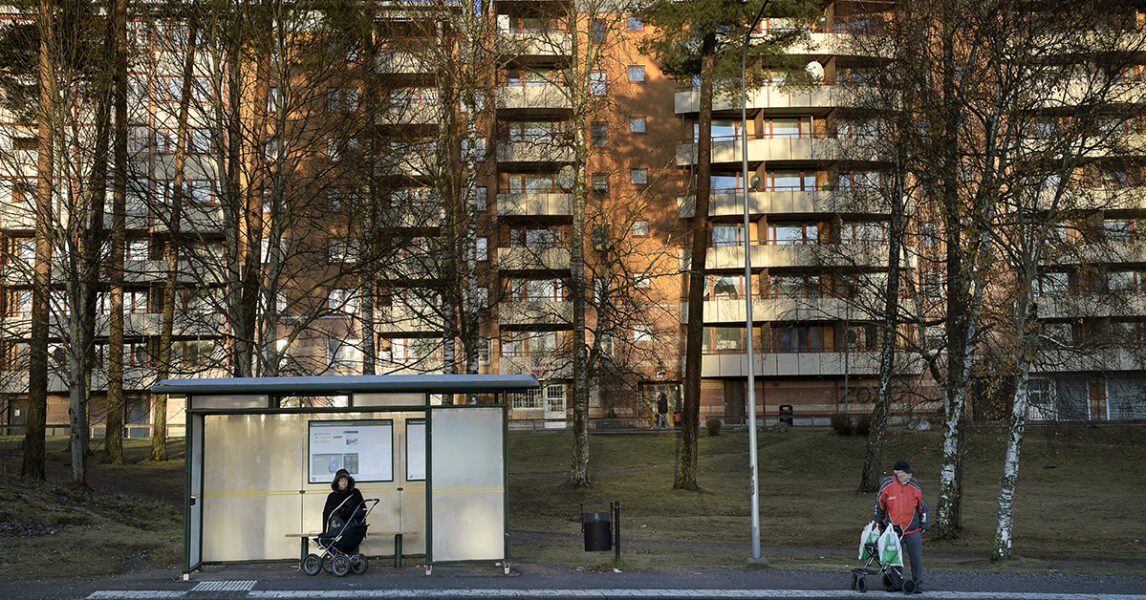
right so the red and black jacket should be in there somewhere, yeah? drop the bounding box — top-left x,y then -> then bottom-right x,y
874,476 -> 929,535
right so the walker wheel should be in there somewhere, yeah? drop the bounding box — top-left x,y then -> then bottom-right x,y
902,579 -> 916,594
301,553 -> 321,576
856,576 -> 868,593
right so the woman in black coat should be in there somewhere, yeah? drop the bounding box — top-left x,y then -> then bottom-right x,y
323,468 -> 364,531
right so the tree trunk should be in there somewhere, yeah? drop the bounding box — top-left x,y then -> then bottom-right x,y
993,288 -> 1035,561
153,18 -> 198,461
859,162 -> 905,493
22,0 -> 56,482
676,35 -> 717,491
568,10 -> 589,488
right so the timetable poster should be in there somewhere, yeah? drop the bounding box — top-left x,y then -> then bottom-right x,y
309,420 -> 393,483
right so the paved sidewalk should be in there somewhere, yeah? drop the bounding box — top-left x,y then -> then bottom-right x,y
4,561 -> 1146,600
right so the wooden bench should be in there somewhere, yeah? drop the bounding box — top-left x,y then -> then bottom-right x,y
285,531 -> 418,568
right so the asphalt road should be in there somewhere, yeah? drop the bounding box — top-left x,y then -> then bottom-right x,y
3,562 -> 1146,600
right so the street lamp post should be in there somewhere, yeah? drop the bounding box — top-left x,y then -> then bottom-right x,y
741,0 -> 770,565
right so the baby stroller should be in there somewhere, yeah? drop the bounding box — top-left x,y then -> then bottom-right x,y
301,497 -> 379,577
851,523 -> 916,594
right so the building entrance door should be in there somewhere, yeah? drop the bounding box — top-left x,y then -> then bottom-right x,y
543,384 -> 567,428
724,380 -> 746,425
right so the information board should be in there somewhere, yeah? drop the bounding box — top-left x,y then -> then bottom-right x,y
309,420 -> 393,483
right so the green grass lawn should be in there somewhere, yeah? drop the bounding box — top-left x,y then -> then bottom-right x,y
1,424 -> 1143,579
508,425 -> 1146,573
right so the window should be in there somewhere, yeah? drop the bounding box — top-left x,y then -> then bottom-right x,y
591,122 -> 607,147
590,72 -> 606,96
703,327 -> 745,353
764,170 -> 817,191
770,274 -> 820,299
502,330 -> 561,357
630,169 -> 648,185
7,290 -> 32,317
127,239 -> 149,261
843,221 -> 887,244
1109,271 -> 1144,293
328,338 -> 362,367
629,117 -> 647,134
705,275 -> 744,299
712,224 -> 745,247
1038,272 -> 1071,296
923,272 -> 945,300
921,223 -> 940,247
594,277 -> 610,304
506,172 -> 558,193
592,175 -> 608,196
476,187 -> 488,211
328,238 -> 359,263
1105,218 -> 1143,242
633,324 -> 654,343
267,87 -> 280,112
509,278 -> 564,302
627,16 -> 644,31
329,289 -> 360,313
771,325 -> 825,353
632,221 -> 649,237
509,226 -> 562,248
477,235 -> 488,261
461,137 -> 487,161
635,272 -> 651,288
592,19 -> 606,44
513,387 -> 544,409
474,338 -> 491,365
767,222 -> 818,245
628,65 -> 646,83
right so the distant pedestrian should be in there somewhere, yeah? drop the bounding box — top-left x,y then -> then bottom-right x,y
873,459 -> 929,593
656,393 -> 669,429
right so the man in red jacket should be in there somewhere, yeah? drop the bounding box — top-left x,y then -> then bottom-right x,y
873,459 -> 929,593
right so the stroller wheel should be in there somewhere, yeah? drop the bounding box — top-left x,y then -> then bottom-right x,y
902,579 -> 916,594
350,553 -> 368,575
301,554 -> 322,576
856,576 -> 868,593
332,554 -> 350,577
322,554 -> 334,573
849,573 -> 857,590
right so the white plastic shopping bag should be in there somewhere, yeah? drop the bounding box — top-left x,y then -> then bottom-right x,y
877,524 -> 903,566
858,522 -> 880,560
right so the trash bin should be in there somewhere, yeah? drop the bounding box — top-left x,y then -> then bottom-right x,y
779,404 -> 794,426
582,511 -> 612,551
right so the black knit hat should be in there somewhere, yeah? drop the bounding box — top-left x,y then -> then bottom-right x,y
893,460 -> 914,474
331,468 -> 356,490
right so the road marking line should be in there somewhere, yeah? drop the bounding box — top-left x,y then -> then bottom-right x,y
191,580 -> 258,592
242,591 -> 1146,599
87,593 -> 187,599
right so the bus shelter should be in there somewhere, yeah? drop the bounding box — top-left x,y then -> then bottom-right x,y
153,374 -> 538,575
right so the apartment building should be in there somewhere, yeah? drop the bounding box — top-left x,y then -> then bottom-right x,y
1,1 -> 1143,439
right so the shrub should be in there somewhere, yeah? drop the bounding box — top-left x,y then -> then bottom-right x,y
705,418 -> 722,437
830,413 -> 854,436
855,413 -> 872,437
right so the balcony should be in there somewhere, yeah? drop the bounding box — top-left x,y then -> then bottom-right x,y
376,307 -> 442,334
700,351 -> 896,378
498,192 -> 572,217
676,138 -> 859,166
706,243 -> 891,270
699,297 -> 882,325
499,354 -> 572,379
378,103 -> 438,126
1035,294 -> 1146,320
675,85 -> 861,115
499,301 -> 572,327
495,140 -> 573,164
496,86 -> 571,113
497,246 -> 570,273
376,51 -> 430,75
496,31 -> 571,59
677,190 -> 852,218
